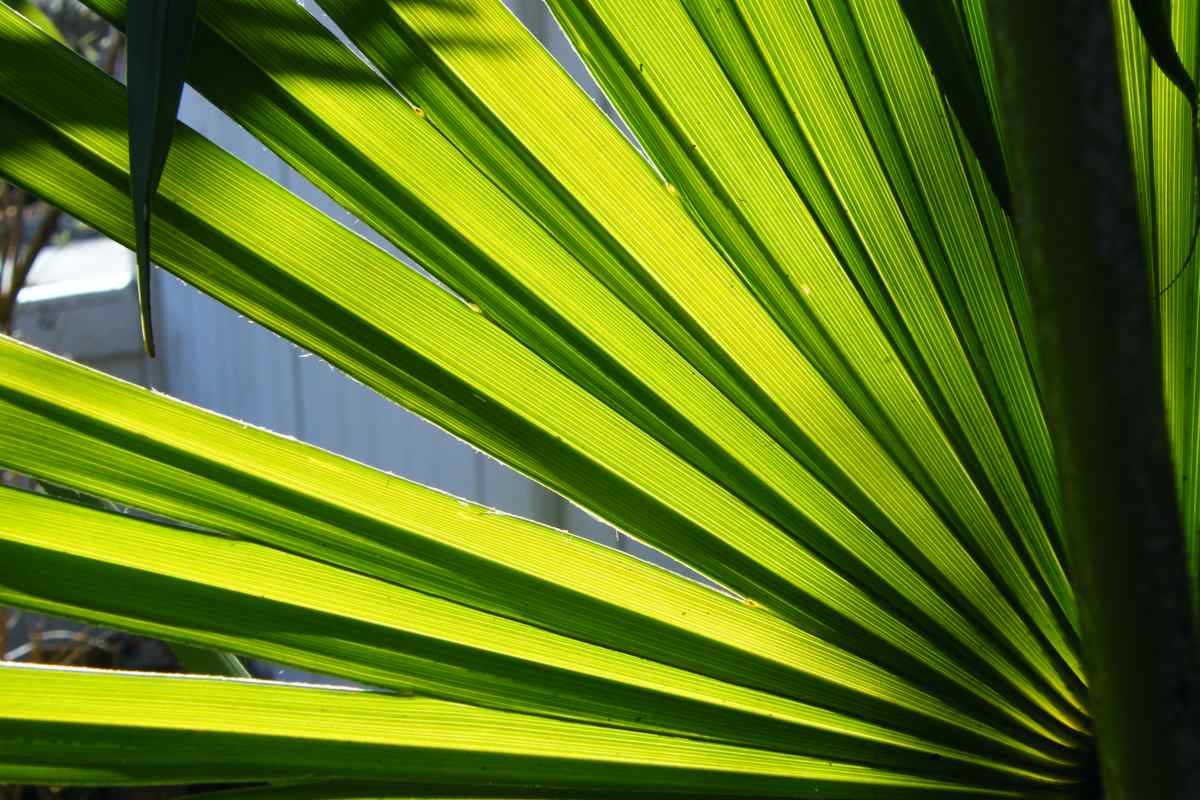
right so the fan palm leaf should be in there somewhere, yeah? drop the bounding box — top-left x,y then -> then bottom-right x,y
0,0 -> 1196,796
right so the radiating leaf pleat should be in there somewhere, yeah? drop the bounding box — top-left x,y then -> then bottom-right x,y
951,1 -> 1046,401
234,0 -> 1086,727
680,0 -> 1070,624
895,0 -> 1011,211
0,334 -> 1084,763
0,2 -> 1088,743
0,663 -> 1060,797
83,3 -> 1062,729
68,0 -> 1080,737
1112,0 -> 1200,599
0,485 -> 1078,782
544,0 -> 1082,707
797,0 -> 1066,563
186,784 -> 646,800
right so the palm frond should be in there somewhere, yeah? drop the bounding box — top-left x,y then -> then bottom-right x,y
0,0 -> 1197,796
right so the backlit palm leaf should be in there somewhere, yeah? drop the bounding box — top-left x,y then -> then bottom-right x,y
0,0 -> 1196,797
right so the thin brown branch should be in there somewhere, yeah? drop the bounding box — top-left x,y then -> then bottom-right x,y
0,34 -> 122,335
0,206 -> 61,335
28,619 -> 42,663
1,190 -> 22,290
102,28 -> 123,75
0,181 -> 8,283
10,206 -> 62,292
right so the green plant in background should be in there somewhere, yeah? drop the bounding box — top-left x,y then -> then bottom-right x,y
0,0 -> 1197,797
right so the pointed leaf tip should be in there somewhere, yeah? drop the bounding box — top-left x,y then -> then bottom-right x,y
899,0 -> 1013,214
127,0 -> 198,358
1130,0 -> 1198,107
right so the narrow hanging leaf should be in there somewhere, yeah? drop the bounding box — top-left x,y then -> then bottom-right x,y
897,0 -> 1013,212
1130,0 -> 1198,105
126,0 -> 196,357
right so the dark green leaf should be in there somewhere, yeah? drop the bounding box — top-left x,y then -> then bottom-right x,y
1131,0 -> 1198,105
898,0 -> 1012,212
126,0 -> 197,357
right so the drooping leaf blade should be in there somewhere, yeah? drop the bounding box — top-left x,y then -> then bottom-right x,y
125,0 -> 196,356
1131,0 -> 1198,104
896,0 -> 1012,211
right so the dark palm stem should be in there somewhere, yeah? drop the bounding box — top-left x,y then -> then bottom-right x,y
986,2 -> 1200,797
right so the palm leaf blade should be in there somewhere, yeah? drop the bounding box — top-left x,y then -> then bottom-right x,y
4,0 -> 1196,793
0,5 -> 1087,745
2,663 -> 1053,796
